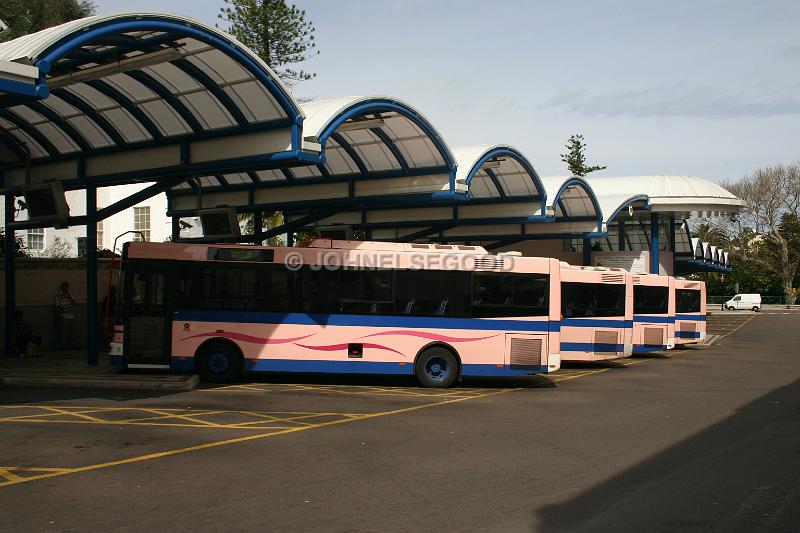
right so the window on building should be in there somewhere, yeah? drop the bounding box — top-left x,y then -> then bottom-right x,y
27,228 -> 45,250
133,207 -> 150,241
96,220 -> 104,249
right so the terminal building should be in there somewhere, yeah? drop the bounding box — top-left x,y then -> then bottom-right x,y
0,12 -> 742,359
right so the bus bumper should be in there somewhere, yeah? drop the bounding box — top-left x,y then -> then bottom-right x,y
547,352 -> 561,372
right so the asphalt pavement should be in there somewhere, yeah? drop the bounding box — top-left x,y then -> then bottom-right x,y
1,313 -> 798,532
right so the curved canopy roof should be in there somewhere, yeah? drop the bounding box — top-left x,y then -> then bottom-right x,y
0,11 -> 314,189
585,175 -> 743,224
168,96 -> 465,212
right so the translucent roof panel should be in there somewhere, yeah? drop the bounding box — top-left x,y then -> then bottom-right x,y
541,176 -> 601,220
0,12 -> 304,184
452,145 -> 545,200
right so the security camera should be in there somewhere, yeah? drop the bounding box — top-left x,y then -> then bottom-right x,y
0,20 -> 8,33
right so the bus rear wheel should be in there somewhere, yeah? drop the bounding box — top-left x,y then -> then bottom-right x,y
196,341 -> 243,383
415,347 -> 459,388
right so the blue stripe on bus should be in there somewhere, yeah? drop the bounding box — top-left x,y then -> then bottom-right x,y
231,358 -> 548,377
676,331 -> 701,339
633,344 -> 668,352
110,355 -> 123,367
171,357 -> 195,371
675,314 -> 707,321
173,309 -> 554,332
244,358 -> 414,375
633,315 -> 674,324
560,342 -> 624,353
561,318 -> 632,328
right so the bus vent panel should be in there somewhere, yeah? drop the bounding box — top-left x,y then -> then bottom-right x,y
509,337 -> 544,367
594,331 -> 619,355
601,273 -> 625,283
644,328 -> 665,346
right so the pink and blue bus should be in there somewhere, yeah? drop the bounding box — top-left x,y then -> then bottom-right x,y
674,278 -> 707,344
558,265 -> 633,361
632,274 -> 676,352
114,240 -> 562,387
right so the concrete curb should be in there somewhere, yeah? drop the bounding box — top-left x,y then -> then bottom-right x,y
0,374 -> 199,391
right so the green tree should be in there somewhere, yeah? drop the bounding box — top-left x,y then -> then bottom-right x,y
218,0 -> 319,85
0,0 -> 95,42
725,161 -> 800,305
0,228 -> 28,257
561,134 -> 607,176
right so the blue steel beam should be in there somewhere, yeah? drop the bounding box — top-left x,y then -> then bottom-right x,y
329,132 -> 369,175
0,109 -> 59,156
369,127 -> 409,172
85,80 -> 163,140
125,70 -> 203,133
26,101 -> 92,152
650,212 -> 660,274
483,168 -> 507,199
51,89 -> 126,145
171,58 -> 248,126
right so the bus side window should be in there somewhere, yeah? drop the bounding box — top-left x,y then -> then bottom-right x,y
395,270 -> 470,317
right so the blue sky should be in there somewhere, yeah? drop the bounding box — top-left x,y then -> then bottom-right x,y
95,0 -> 800,182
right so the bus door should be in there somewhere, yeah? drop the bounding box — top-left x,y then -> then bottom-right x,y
124,264 -> 174,368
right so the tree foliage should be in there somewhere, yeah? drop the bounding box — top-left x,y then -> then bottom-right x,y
561,134 -> 607,176
0,228 -> 28,257
0,0 -> 95,42
218,0 -> 318,84
721,161 -> 800,304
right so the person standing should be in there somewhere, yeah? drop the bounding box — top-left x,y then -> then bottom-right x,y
55,281 -> 77,350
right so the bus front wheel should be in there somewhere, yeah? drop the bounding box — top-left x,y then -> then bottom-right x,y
415,347 -> 459,388
196,341 -> 243,383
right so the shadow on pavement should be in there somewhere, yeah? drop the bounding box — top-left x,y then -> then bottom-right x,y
535,377 -> 800,532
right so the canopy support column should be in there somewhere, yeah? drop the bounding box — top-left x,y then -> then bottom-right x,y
4,193 -> 16,356
582,238 -> 591,266
253,211 -> 263,245
650,212 -> 660,274
617,220 -> 625,251
86,184 -> 98,366
171,217 -> 180,241
669,216 -> 676,274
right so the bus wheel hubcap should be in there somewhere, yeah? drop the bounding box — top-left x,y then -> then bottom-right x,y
209,352 -> 229,373
427,359 -> 447,380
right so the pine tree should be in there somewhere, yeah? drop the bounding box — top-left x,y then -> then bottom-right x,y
0,0 -> 95,42
218,0 -> 319,85
560,134 -> 607,177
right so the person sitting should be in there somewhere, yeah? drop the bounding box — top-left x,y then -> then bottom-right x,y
12,310 -> 41,357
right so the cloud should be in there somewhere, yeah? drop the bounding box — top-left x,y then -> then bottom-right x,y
545,83 -> 800,119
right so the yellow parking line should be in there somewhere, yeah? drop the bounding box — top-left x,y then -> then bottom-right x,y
718,314 -> 757,339
0,470 -> 24,483
0,388 -> 518,489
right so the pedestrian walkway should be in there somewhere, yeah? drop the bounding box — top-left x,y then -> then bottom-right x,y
0,351 -> 197,391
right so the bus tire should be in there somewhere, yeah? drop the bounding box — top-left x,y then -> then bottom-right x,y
196,340 -> 243,383
415,347 -> 459,388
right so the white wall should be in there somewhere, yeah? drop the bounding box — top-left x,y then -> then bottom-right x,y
0,185 -> 175,256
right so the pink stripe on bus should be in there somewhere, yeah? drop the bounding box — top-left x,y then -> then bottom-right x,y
359,330 -> 500,343
294,342 -> 406,357
180,332 -> 315,345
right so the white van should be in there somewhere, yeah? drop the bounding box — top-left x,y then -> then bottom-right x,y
723,294 -> 761,311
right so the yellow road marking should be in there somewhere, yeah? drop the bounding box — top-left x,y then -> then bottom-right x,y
0,406 -> 369,430
0,470 -> 24,482
0,388 -> 518,489
718,314 -> 757,339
